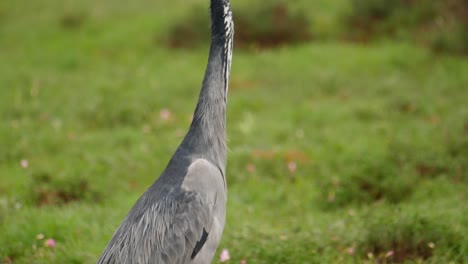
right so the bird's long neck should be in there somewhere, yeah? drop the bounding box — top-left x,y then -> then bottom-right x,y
181,0 -> 233,171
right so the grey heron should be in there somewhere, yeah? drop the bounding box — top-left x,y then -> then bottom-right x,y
97,0 -> 234,263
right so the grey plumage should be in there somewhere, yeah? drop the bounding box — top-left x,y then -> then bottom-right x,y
97,0 -> 233,263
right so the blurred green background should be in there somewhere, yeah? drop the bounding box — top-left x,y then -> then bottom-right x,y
0,0 -> 467,263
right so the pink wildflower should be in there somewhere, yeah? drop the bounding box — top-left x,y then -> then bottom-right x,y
20,159 -> 29,168
385,250 -> 394,258
45,238 -> 56,248
241,260 -> 247,264
246,163 -> 256,173
159,108 -> 172,121
220,249 -> 230,262
287,161 -> 297,173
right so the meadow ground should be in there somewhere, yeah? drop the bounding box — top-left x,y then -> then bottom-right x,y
0,0 -> 467,263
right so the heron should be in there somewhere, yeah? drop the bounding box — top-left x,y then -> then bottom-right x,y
97,0 -> 234,263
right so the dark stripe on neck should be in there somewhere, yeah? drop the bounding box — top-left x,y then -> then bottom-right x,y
210,0 -> 233,102
210,0 -> 230,40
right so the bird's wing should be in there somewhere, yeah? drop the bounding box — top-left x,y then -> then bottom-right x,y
149,190 -> 214,264
98,159 -> 222,264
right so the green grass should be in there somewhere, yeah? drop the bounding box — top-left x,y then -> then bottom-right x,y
0,0 -> 467,263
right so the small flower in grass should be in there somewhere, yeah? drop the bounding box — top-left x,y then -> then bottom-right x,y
36,233 -> 45,240
20,159 -> 29,168
346,247 -> 355,255
385,250 -> 394,258
159,108 -> 172,121
246,163 -> 256,173
45,238 -> 56,248
287,161 -> 297,173
220,249 -> 230,262
241,260 -> 247,264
